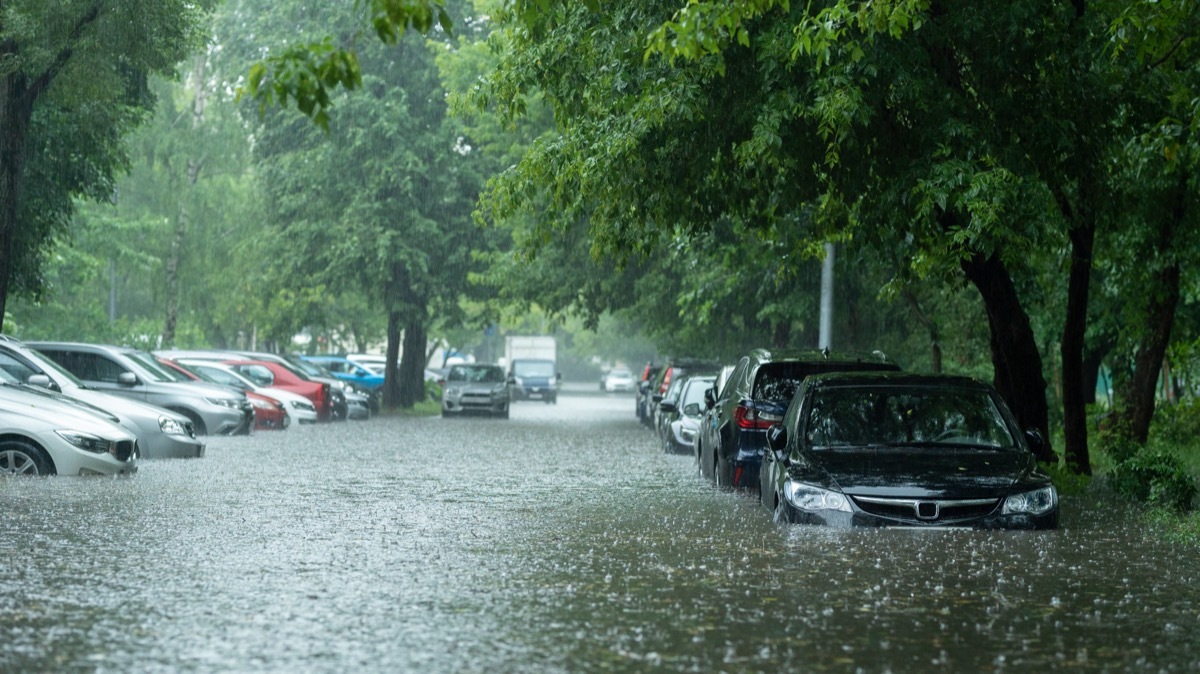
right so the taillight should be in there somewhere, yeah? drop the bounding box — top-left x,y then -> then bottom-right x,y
734,404 -> 778,430
659,368 -> 673,394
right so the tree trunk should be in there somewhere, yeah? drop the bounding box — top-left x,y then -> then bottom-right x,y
960,250 -> 1054,463
399,318 -> 427,408
382,310 -> 402,409
1123,263 -> 1181,443
1060,223 -> 1095,474
904,290 -> 942,373
161,55 -> 207,346
0,75 -> 35,331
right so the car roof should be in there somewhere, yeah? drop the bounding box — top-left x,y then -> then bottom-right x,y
804,371 -> 988,390
748,347 -> 897,366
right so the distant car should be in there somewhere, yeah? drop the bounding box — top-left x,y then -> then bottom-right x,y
603,368 -> 636,393
635,363 -> 662,425
508,358 -> 559,404
441,364 -> 510,418
0,337 -> 204,459
658,375 -> 715,454
760,372 -> 1058,529
697,349 -> 900,490
0,382 -> 138,476
302,355 -> 384,391
29,342 -> 254,437
346,353 -> 386,373
220,360 -> 335,422
156,349 -> 352,421
174,360 -> 318,425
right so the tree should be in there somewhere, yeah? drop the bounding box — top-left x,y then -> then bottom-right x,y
0,0 -> 211,330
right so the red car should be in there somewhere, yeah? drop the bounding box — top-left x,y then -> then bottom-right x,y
157,358 -> 289,431
222,360 -> 333,422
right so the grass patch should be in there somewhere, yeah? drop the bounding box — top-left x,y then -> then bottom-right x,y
375,400 -> 441,417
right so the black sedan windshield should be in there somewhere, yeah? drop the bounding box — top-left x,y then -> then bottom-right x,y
805,385 -> 1015,449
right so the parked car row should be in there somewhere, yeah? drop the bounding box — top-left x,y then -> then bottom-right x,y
0,336 -> 388,477
639,348 -> 1059,530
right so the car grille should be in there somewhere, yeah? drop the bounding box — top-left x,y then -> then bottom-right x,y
115,440 -> 136,462
852,496 -> 1001,524
461,393 -> 495,407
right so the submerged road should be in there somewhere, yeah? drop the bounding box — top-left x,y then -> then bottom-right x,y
2,384 -> 1198,672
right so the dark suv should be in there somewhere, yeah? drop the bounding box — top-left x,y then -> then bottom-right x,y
697,349 -> 900,490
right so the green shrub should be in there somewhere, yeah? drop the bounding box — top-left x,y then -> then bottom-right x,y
1110,449 -> 1197,512
1042,461 -> 1092,497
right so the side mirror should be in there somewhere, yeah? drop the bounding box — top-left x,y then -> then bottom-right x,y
766,423 -> 788,460
26,373 -> 53,390
1025,429 -> 1046,455
117,372 -> 138,386
683,402 -> 701,417
703,387 -> 715,409
659,400 -> 678,414
556,372 -> 563,382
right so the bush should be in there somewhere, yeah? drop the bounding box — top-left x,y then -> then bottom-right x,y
1109,450 -> 1197,512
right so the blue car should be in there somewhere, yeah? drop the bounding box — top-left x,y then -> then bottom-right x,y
300,356 -> 385,392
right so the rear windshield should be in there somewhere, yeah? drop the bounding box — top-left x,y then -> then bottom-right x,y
752,361 -> 898,403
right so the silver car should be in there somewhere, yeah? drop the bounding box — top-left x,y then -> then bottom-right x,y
28,342 -> 253,436
0,337 -> 204,458
0,383 -> 138,476
441,364 -> 510,418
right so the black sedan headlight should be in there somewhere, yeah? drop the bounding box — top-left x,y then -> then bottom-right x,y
1002,485 -> 1058,516
783,480 -> 852,513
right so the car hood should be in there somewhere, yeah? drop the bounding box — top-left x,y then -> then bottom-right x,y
0,386 -> 134,439
806,446 -> 1033,499
447,382 -> 506,393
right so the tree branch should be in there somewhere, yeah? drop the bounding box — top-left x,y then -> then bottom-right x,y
27,3 -> 103,101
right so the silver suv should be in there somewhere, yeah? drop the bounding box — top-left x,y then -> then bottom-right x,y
28,342 -> 253,436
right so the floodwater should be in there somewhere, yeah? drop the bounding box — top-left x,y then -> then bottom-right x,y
2,385 -> 1197,673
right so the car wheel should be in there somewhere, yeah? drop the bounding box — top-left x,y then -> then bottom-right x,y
0,440 -> 54,475
497,406 -> 510,420
441,409 -> 454,418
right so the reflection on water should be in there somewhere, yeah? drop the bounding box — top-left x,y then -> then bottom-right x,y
1,389 -> 1197,672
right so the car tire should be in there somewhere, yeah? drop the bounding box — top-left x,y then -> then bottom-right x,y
497,406 -> 510,420
0,440 -> 55,475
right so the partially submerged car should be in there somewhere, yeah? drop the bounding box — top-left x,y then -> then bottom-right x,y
0,382 -> 138,476
698,349 -> 901,490
441,364 -> 510,418
0,336 -> 204,459
760,372 -> 1058,529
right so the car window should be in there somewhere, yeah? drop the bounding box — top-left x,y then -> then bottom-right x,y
0,351 -> 39,383
805,385 -> 1015,449
50,351 -> 128,383
680,378 -> 713,408
232,364 -> 275,387
450,365 -> 503,383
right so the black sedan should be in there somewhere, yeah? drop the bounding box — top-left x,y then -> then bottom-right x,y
760,372 -> 1058,529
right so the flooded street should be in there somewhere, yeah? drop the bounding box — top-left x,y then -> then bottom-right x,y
2,385 -> 1198,672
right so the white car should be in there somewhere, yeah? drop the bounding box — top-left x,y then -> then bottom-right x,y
0,384 -> 138,476
178,360 -> 319,424
604,368 -> 637,393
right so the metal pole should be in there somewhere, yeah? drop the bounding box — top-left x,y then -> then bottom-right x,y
819,243 -> 835,350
